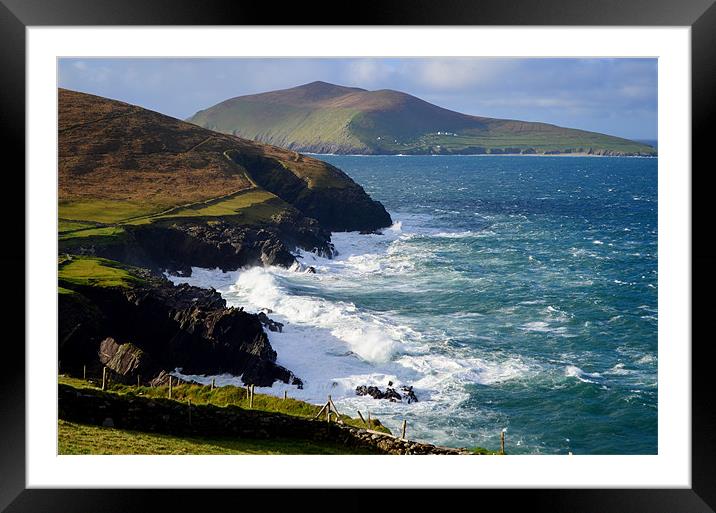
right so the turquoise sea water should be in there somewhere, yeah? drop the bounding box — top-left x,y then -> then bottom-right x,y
174,155 -> 658,454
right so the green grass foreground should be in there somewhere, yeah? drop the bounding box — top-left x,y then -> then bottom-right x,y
58,188 -> 291,246
58,420 -> 380,455
59,375 -> 391,434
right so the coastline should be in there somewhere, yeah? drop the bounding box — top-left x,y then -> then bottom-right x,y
305,152 -> 658,158
57,155 -> 658,455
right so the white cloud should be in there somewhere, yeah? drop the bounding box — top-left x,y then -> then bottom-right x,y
414,59 -> 516,91
344,59 -> 395,87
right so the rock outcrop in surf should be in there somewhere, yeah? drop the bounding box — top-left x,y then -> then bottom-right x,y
59,261 -> 302,387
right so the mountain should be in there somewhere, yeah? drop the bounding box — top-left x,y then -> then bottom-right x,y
59,89 -> 392,273
187,81 -> 656,156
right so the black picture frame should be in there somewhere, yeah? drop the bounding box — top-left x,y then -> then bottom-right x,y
2,1 -> 714,511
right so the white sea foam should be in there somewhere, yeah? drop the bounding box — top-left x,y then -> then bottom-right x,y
605,363 -> 633,376
433,231 -> 475,239
521,320 -> 568,335
166,211 -> 535,444
564,365 -> 602,384
636,354 -> 657,365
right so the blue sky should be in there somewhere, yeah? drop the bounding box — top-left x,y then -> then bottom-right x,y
58,58 -> 657,140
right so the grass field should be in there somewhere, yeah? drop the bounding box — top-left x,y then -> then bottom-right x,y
58,256 -> 144,289
58,219 -> 97,234
58,187 -> 290,246
59,199 -> 166,224
58,225 -> 126,241
58,420 -> 380,455
128,188 -> 285,225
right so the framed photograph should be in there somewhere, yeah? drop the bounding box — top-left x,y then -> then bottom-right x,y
3,0 -> 714,511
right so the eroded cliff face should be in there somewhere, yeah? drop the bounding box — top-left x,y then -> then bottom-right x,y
60,215 -> 334,276
59,273 -> 302,387
226,150 -> 392,232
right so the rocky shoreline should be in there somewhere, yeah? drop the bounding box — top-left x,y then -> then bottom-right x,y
60,213 -> 334,276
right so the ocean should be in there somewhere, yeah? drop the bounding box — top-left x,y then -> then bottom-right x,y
170,155 -> 658,455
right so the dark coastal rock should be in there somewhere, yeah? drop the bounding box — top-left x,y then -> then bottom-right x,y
355,386 -> 385,400
257,312 -> 283,333
294,184 -> 392,233
355,383 -> 418,403
59,274 -> 302,388
98,337 -> 151,381
401,386 -> 418,404
147,370 -> 200,387
66,217 -> 332,276
60,210 -> 335,276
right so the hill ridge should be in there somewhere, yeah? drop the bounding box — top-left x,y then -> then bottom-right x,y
187,81 -> 656,156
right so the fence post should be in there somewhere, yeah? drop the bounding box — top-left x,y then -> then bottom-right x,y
101,367 -> 107,391
137,374 -> 141,387
83,365 -> 86,381
401,420 -> 407,440
314,403 -> 328,420
326,401 -> 330,423
211,378 -> 215,391
500,431 -> 505,455
168,376 -> 173,399
249,384 -> 254,409
328,396 -> 340,418
284,390 -> 287,401
357,410 -> 367,427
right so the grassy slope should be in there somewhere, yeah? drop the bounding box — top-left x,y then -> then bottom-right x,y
58,420 -> 380,455
58,88 -> 375,246
188,82 -> 656,155
58,255 -> 145,289
191,101 -> 368,152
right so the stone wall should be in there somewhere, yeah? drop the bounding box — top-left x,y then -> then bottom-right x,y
58,384 -> 472,455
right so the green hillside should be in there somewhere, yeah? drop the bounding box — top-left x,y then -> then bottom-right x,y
187,81 -> 656,156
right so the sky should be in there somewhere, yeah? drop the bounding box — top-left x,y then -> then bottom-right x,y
58,58 -> 657,141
